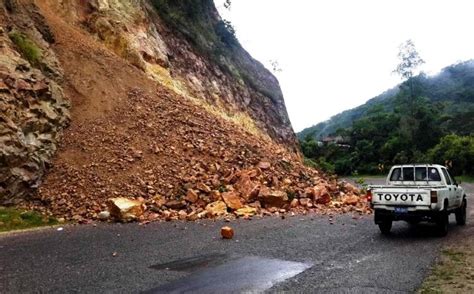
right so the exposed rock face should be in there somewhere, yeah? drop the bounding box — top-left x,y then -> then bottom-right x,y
0,20 -> 69,205
42,0 -> 298,149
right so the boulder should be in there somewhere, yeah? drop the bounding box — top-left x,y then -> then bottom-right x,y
165,199 -> 186,210
344,182 -> 360,195
315,192 -> 331,205
234,174 -> 260,201
197,182 -> 212,193
235,206 -> 257,217
221,191 -> 243,210
258,188 -> 288,208
342,194 -> 360,206
185,189 -> 199,203
107,197 -> 145,222
205,201 -> 227,217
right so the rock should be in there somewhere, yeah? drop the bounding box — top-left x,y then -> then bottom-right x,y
205,201 -> 227,217
257,161 -> 271,170
221,191 -> 243,210
152,195 -> 167,208
107,198 -> 144,222
344,182 -> 360,195
299,198 -> 310,206
98,211 -> 110,220
185,189 -> 198,203
0,36 -> 70,205
165,199 -> 186,210
234,174 -> 260,201
209,190 -> 221,201
197,182 -> 212,193
342,195 -> 360,206
197,211 -> 208,219
315,192 -> 331,205
235,206 -> 257,217
249,201 -> 261,209
221,226 -> 234,239
187,211 -> 199,221
178,210 -> 187,220
290,198 -> 299,208
258,188 -> 288,208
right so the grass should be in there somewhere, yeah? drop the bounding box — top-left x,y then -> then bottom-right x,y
418,243 -> 474,293
457,175 -> 474,183
0,207 -> 58,232
8,31 -> 43,67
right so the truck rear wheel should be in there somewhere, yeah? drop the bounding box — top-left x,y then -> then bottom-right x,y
378,220 -> 392,235
455,199 -> 467,226
436,211 -> 449,237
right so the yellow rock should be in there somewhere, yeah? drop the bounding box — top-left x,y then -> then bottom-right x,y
107,197 -> 145,222
235,206 -> 257,217
205,201 -> 227,217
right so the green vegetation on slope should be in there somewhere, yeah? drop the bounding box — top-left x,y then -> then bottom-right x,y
299,60 -> 474,140
0,207 -> 58,232
299,60 -> 474,176
9,31 -> 43,67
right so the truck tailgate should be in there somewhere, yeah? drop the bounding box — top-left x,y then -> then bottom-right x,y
371,187 -> 430,206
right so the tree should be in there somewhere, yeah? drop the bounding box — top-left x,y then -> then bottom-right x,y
269,59 -> 282,73
223,0 -> 231,10
393,40 -> 425,99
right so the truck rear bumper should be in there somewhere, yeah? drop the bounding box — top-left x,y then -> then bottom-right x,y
374,208 -> 439,224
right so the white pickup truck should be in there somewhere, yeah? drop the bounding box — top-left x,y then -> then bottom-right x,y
368,164 -> 467,236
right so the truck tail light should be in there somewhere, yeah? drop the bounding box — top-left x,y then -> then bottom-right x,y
366,190 -> 372,202
430,190 -> 438,204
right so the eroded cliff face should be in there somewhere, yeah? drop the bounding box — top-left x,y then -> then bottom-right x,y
42,0 -> 297,147
0,2 -> 69,204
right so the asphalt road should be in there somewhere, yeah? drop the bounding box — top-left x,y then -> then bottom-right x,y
1,178 -> 472,293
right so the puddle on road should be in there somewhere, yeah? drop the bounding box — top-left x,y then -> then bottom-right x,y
150,253 -> 231,272
145,255 -> 312,293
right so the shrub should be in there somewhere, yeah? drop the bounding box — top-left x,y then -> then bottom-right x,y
9,31 -> 43,67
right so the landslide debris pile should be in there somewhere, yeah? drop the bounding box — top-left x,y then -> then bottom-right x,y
1,0 -> 371,223
29,87 -> 370,222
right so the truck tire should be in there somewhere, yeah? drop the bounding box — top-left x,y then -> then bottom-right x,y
436,210 -> 449,237
378,220 -> 392,235
455,199 -> 467,226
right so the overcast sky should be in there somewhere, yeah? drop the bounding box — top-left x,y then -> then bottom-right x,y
215,0 -> 474,132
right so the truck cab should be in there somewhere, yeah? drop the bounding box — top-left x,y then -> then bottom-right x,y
369,164 -> 467,236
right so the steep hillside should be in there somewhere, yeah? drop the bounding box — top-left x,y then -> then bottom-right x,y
299,60 -> 474,140
0,0 -> 368,221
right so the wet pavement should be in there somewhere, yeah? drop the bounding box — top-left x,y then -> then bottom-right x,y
146,255 -> 311,293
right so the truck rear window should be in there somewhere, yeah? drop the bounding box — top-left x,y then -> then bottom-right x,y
390,167 -> 441,181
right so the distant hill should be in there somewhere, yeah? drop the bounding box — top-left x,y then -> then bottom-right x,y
298,60 -> 474,140
298,60 -> 474,176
